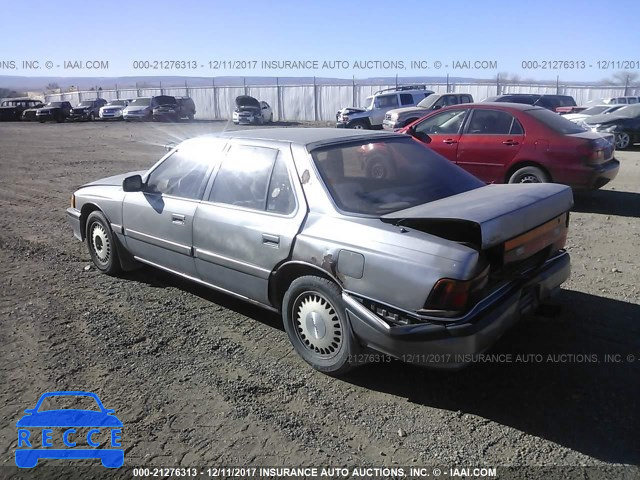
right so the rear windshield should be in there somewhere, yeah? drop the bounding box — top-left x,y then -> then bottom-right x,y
154,96 -> 177,105
527,108 -> 586,134
311,138 -> 484,216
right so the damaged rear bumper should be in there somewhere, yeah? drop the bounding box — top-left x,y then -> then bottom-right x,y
343,251 -> 570,369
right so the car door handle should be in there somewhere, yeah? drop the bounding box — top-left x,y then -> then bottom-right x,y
171,213 -> 186,225
262,233 -> 280,246
502,140 -> 519,146
442,139 -> 458,144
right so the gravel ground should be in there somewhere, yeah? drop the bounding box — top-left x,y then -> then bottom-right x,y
0,120 -> 639,479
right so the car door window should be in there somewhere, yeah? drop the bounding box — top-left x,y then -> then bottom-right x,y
146,147 -> 213,200
400,94 -> 413,106
415,109 -> 467,135
466,109 -> 521,135
374,95 -> 399,109
208,145 -> 278,210
266,156 -> 296,215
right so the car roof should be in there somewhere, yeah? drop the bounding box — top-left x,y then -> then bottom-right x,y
452,102 -> 547,112
185,128 -> 405,149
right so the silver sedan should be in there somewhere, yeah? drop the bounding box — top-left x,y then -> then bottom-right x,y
67,128 -> 572,375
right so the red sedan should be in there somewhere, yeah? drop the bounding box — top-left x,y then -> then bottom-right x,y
398,102 -> 619,189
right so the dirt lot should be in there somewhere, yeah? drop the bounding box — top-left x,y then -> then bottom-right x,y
0,121 -> 639,478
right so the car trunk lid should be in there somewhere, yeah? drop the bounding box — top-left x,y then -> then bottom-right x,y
381,183 -> 573,250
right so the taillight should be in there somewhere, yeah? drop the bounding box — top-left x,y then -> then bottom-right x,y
577,141 -> 606,165
71,194 -> 76,209
424,267 -> 489,313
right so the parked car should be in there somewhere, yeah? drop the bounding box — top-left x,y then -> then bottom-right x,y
336,85 -> 434,129
0,98 -> 44,121
232,96 -> 273,124
398,102 -> 619,189
483,94 -> 577,113
68,98 -> 107,121
152,96 -> 196,121
67,128 -> 573,375
123,96 -> 174,121
586,96 -> 640,106
22,105 -> 43,121
582,103 -> 640,150
383,93 -> 474,130
99,99 -> 131,120
563,104 -> 626,124
36,101 -> 73,123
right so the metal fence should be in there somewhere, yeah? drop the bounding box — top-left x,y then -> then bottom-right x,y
44,81 -> 640,122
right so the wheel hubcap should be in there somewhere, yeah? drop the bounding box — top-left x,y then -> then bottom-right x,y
370,163 -> 386,179
616,133 -> 630,149
518,174 -> 540,183
91,223 -> 110,264
294,292 -> 342,357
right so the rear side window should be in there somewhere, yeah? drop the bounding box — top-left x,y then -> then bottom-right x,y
400,93 -> 414,105
209,145 -> 278,210
466,110 -> 522,135
527,108 -> 585,134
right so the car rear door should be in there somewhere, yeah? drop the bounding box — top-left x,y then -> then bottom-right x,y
121,140 -> 224,276
192,141 -> 305,305
410,108 -> 469,163
456,108 -> 525,183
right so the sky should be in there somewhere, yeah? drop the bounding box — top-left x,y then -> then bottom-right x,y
1,0 -> 640,83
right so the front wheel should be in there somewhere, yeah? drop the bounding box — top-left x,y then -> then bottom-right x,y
508,165 -> 549,184
282,276 -> 357,375
349,120 -> 368,130
89,112 -> 95,121
614,132 -> 631,150
86,211 -> 121,275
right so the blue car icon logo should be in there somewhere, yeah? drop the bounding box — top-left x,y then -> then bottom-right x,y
15,391 -> 123,468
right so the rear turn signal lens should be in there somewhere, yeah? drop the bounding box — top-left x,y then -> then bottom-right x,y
71,194 -> 75,209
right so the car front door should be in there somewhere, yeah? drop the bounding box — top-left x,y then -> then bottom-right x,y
121,140 -> 224,276
372,94 -> 399,127
456,108 -> 525,183
411,108 -> 468,163
193,142 -> 305,305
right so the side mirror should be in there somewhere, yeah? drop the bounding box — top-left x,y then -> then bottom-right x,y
123,174 -> 144,192
164,142 -> 177,152
433,104 -> 442,110
407,127 -> 432,144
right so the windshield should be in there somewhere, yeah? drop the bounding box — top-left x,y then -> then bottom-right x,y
527,108 -> 586,134
78,101 -> 93,107
581,106 -> 610,115
361,96 -> 373,110
417,95 -> 438,109
130,98 -> 151,106
311,138 -> 484,215
107,100 -> 126,106
46,102 -> 64,107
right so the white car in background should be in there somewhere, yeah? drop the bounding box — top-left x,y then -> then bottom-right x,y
232,95 -> 273,124
564,104 -> 626,124
99,99 -> 131,120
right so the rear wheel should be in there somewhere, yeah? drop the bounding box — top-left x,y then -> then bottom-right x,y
508,165 -> 549,184
282,276 -> 357,375
89,112 -> 95,121
614,132 -> 631,150
86,211 -> 121,275
365,155 -> 395,179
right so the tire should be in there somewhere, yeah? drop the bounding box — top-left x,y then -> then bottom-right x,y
282,276 -> 357,375
188,113 -> 195,121
269,113 -> 273,123
507,165 -> 549,184
85,211 -> 121,275
349,120 -> 368,130
365,155 -> 395,179
89,112 -> 95,121
614,132 -> 631,150
39,120 -> 45,123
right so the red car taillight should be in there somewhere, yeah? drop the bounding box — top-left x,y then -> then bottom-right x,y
424,266 -> 489,313
577,140 -> 610,165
